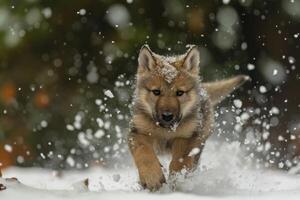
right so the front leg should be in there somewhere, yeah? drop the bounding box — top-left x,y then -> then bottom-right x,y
128,132 -> 166,191
169,136 -> 204,175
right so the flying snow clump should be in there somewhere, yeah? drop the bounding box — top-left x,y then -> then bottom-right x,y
222,0 -> 231,4
42,8 -> 52,18
247,63 -> 255,70
4,144 -> 12,152
94,129 -> 105,139
233,99 -> 243,108
188,147 -> 201,156
77,9 -> 86,16
259,85 -> 267,93
104,90 -> 114,98
66,124 -> 75,131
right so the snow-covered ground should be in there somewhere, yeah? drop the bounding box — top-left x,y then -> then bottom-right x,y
2,139 -> 300,200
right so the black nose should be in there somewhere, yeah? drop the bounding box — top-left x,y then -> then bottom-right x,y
161,112 -> 174,122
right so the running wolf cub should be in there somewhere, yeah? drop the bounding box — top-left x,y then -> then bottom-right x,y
128,45 -> 249,191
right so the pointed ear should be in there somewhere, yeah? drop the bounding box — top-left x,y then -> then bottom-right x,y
138,45 -> 156,73
203,75 -> 250,106
182,45 -> 200,74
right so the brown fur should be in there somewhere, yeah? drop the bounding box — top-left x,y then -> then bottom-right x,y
128,45 -> 249,191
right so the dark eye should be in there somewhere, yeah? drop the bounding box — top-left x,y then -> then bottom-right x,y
152,89 -> 161,96
176,90 -> 184,96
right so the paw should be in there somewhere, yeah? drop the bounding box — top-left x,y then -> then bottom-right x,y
140,172 -> 165,191
139,165 -> 166,191
169,157 -> 194,175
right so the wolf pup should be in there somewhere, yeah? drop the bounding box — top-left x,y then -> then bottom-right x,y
128,45 -> 249,191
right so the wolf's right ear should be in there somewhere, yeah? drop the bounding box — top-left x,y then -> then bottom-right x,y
138,45 -> 155,73
182,45 -> 200,74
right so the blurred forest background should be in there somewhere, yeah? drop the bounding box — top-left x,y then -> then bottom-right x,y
0,0 -> 299,171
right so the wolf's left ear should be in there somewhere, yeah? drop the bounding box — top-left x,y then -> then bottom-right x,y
183,45 -> 200,74
138,45 -> 155,73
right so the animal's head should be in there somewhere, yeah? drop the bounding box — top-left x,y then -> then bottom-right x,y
134,45 -> 250,129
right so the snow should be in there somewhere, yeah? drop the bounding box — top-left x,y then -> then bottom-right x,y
66,124 -> 75,131
42,8 -> 52,18
106,4 -> 130,28
222,0 -> 231,4
66,157 -> 75,167
270,107 -> 280,115
233,99 -> 242,108
86,66 -> 99,83
288,56 -> 295,64
77,9 -> 86,16
170,122 -> 179,132
188,148 -> 200,156
104,90 -> 114,98
259,57 -> 287,85
41,120 -> 48,128
94,129 -> 105,138
241,42 -> 247,50
247,63 -> 255,71
4,144 -> 12,152
158,63 -> 178,83
259,85 -> 267,93
2,139 -> 300,199
95,99 -> 102,105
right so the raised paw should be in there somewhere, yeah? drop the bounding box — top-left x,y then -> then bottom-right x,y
169,156 -> 194,175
